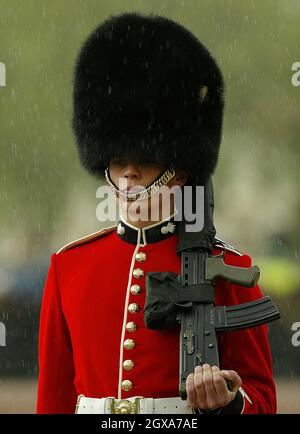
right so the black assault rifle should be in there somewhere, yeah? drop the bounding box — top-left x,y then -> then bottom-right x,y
144,178 -> 280,402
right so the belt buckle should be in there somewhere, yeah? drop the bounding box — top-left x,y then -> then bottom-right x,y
111,396 -> 143,414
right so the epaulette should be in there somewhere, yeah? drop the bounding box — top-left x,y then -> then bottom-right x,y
56,225 -> 117,254
213,235 -> 243,257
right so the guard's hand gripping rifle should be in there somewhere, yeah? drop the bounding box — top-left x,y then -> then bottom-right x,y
144,178 -> 280,402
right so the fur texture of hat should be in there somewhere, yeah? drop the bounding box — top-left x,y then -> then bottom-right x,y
72,12 -> 224,183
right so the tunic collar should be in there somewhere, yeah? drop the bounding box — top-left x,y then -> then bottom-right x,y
116,214 -> 177,245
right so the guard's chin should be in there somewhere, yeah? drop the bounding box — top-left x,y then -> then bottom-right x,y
119,197 -> 150,222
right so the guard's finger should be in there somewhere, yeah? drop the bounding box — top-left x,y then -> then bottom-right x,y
211,366 -> 232,407
186,373 -> 197,407
202,364 -> 218,404
211,366 -> 228,396
193,365 -> 206,406
220,370 -> 242,394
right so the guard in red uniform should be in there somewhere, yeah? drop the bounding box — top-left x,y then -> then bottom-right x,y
36,12 -> 277,414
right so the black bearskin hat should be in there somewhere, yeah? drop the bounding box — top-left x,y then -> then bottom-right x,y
72,12 -> 224,184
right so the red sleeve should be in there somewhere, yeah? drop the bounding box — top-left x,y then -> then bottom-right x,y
217,253 -> 277,414
36,253 -> 77,414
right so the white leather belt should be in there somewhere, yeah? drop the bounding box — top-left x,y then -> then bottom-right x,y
75,395 -> 193,414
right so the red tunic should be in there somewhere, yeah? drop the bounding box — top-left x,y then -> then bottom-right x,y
36,221 -> 277,414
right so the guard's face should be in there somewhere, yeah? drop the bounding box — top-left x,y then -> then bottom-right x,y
109,157 -> 165,192
108,157 -> 188,224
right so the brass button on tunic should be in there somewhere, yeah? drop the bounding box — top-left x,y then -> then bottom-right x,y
128,303 -> 139,314
132,268 -> 144,279
123,360 -> 135,371
123,339 -> 135,350
126,321 -> 137,333
121,380 -> 133,392
135,252 -> 147,263
130,284 -> 142,295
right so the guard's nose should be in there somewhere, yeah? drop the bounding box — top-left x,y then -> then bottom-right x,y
123,163 -> 142,181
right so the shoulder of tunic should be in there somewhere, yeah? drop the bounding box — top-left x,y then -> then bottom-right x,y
213,235 -> 244,257
56,224 -> 117,254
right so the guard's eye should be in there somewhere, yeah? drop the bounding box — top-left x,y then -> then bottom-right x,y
111,158 -> 127,166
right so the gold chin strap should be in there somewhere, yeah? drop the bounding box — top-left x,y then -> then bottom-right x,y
104,167 -> 176,202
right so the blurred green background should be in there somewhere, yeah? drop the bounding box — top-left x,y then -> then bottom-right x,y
0,0 -> 299,413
